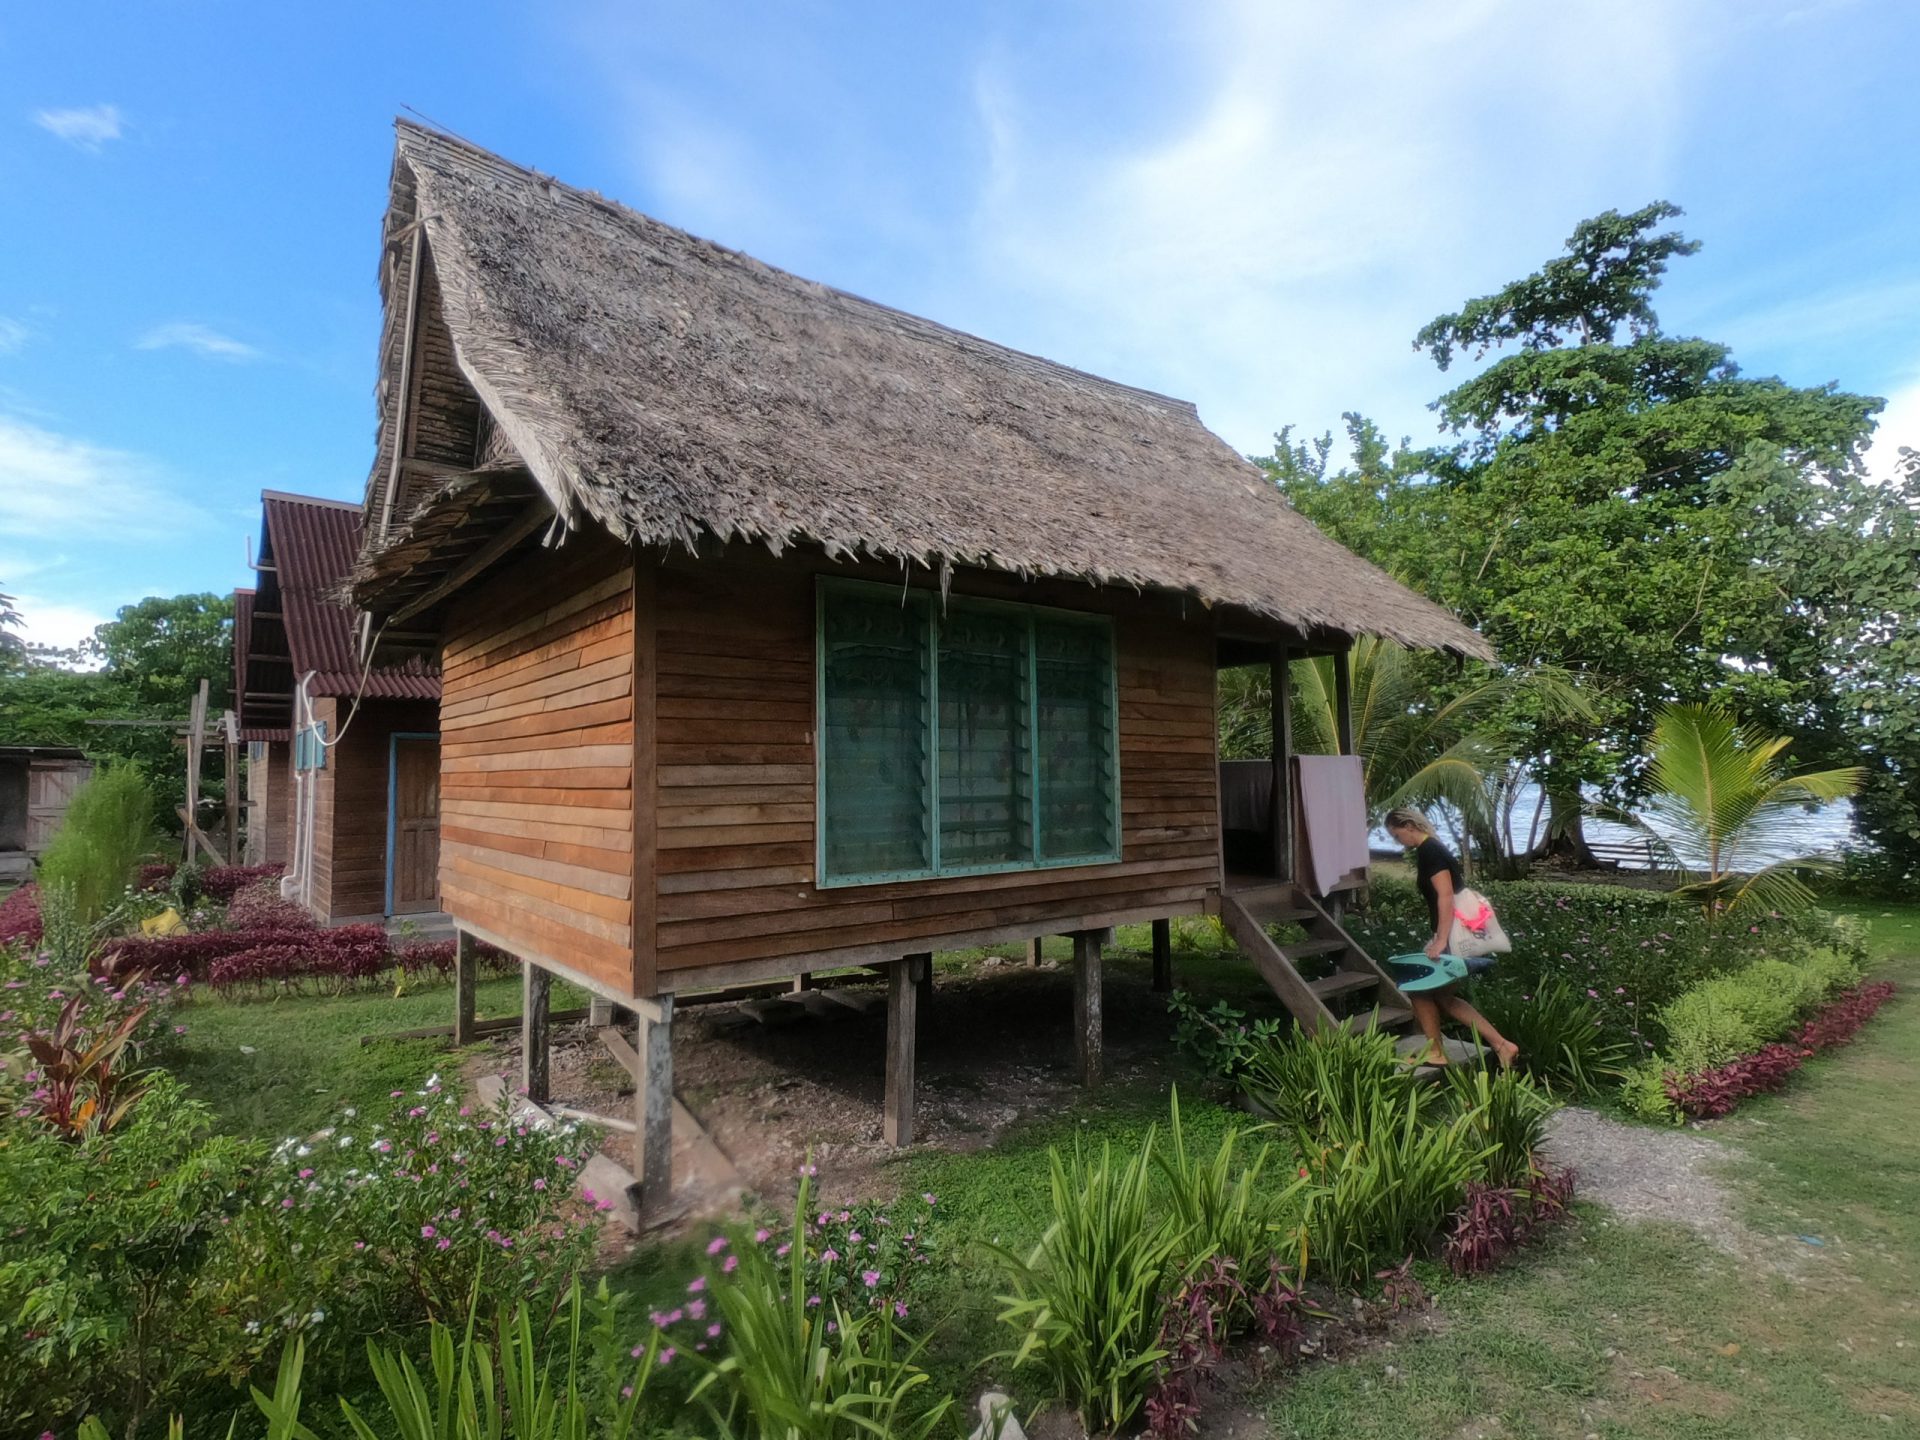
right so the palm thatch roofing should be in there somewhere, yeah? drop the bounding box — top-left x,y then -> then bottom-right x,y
358,120 -> 1490,661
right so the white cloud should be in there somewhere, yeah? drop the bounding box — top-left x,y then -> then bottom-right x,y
9,595 -> 109,655
33,103 -> 123,152
0,318 -> 26,354
1864,375 -> 1920,485
967,0 -> 1690,452
0,412 -> 204,540
135,322 -> 261,362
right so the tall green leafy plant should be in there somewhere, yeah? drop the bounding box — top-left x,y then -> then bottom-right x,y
1239,1023 -> 1409,1144
38,762 -> 159,930
1614,703 -> 1860,915
1476,980 -> 1633,1097
991,1132 -> 1192,1435
1445,1066 -> 1552,1188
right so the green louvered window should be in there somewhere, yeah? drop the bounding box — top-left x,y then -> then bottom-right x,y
817,581 -> 1120,886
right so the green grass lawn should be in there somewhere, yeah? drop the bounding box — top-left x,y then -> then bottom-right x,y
165,972 -> 589,1138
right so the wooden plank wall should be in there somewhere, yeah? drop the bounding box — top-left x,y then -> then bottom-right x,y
651,550 -> 1219,985
439,536 -> 636,991
260,740 -> 291,867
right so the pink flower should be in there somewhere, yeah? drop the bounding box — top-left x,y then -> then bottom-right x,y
862,1270 -> 881,1288
353,1241 -> 368,1251
658,1348 -> 676,1366
707,1236 -> 729,1255
822,1248 -> 840,1262
281,1197 -> 295,1209
707,1322 -> 722,1338
799,1162 -> 818,1177
894,1301 -> 908,1318
421,1225 -> 437,1238
722,1254 -> 738,1272
298,1168 -> 313,1179
533,1178 -> 547,1191
776,1243 -> 792,1257
688,1276 -> 706,1293
754,1227 -> 771,1243
806,1295 -> 822,1307
436,1237 -> 451,1250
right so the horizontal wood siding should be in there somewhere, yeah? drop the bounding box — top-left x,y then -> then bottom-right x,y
651,551 -> 1219,981
260,740 -> 291,867
440,536 -> 635,990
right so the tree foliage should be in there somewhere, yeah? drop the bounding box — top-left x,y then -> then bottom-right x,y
0,592 -> 233,835
1262,203 -> 1907,866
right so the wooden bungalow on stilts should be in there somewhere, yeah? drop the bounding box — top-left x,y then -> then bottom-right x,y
235,491 -> 444,924
346,122 -> 1492,1218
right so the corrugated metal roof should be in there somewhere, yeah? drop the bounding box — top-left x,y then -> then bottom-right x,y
254,492 -> 440,702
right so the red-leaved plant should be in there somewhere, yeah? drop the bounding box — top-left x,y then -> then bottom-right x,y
20,994 -> 150,1136
1145,1255 -> 1304,1439
1443,1166 -> 1577,1277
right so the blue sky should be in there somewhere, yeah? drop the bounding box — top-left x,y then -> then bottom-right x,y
3,0 -> 1917,650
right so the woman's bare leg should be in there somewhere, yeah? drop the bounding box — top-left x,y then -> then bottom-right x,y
1408,995 -> 1447,1065
1438,993 -> 1520,1069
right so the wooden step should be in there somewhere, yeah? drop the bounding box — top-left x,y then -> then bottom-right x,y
1230,885 -> 1316,923
1280,937 -> 1347,962
1340,1005 -> 1414,1035
1309,971 -> 1380,1002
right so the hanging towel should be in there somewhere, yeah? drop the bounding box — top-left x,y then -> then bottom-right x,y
1294,754 -> 1370,896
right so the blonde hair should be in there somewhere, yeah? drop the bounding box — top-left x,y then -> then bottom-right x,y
1384,807 -> 1436,839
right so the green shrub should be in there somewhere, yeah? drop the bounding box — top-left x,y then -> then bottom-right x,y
1445,1066 -> 1552,1188
1791,945 -> 1864,999
1241,1023 -> 1411,1145
1476,978 -> 1635,1096
1658,987 -> 1764,1073
0,1073 -> 261,1438
1620,1061 -> 1680,1123
1293,1085 -> 1490,1287
1167,992 -> 1287,1084
992,1132 -> 1190,1434
38,763 -> 159,931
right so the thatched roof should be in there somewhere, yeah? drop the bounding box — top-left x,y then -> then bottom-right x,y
361,120 -> 1489,660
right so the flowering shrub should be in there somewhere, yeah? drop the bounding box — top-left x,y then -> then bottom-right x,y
205,1076 -> 600,1383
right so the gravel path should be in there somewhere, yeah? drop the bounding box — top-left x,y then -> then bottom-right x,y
1540,1106 -> 1753,1254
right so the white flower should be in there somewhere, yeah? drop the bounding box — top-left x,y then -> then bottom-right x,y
308,1309 -> 326,1325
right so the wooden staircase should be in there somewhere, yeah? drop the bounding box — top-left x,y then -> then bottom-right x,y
1219,882 -> 1414,1036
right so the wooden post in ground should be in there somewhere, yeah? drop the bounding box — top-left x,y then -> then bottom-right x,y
453,930 -> 478,1045
1026,937 -> 1044,968
790,972 -> 813,993
634,995 -> 675,1216
521,962 -> 550,1104
1269,645 -> 1295,884
222,712 -> 239,866
1330,645 -> 1356,924
1151,918 -> 1173,993
1072,930 -> 1104,1088
884,956 -> 921,1146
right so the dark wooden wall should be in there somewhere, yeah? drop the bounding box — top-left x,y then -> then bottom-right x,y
439,535 -> 636,991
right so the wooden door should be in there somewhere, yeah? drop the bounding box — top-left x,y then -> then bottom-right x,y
28,761 -> 90,856
390,737 -> 441,914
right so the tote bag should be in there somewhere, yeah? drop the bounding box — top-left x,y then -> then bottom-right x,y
1449,887 -> 1512,959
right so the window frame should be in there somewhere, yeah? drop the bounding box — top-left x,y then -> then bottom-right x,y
815,578 -> 1122,888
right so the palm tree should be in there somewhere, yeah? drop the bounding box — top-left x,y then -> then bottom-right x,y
1615,702 -> 1860,914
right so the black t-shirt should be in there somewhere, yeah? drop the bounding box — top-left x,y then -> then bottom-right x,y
1414,836 -> 1464,933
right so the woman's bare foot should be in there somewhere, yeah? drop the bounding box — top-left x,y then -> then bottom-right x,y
1493,1039 -> 1520,1071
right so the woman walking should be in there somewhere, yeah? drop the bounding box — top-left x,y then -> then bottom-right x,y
1383,807 -> 1519,1070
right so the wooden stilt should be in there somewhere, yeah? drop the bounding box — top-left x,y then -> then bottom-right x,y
634,995 -> 675,1216
791,972 -> 813,993
453,930 -> 478,1045
1072,930 -> 1104,1088
884,956 -> 920,1146
1026,937 -> 1044,968
521,962 -> 550,1104
1151,918 -> 1173,993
